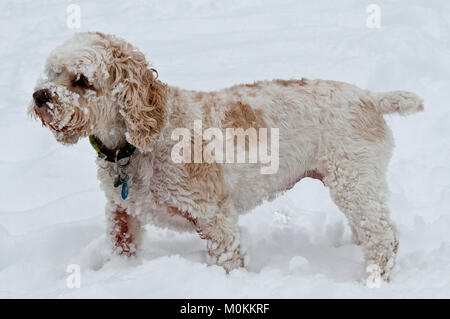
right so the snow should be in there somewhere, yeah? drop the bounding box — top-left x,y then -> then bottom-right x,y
1,0 -> 449,298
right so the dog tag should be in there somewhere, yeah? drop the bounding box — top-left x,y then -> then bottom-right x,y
121,181 -> 129,200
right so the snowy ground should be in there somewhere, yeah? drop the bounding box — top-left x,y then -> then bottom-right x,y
1,0 -> 449,298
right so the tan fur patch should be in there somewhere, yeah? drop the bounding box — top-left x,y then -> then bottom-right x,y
224,101 -> 267,129
182,133 -> 228,212
185,135 -> 222,176
223,101 -> 268,152
242,81 -> 262,88
195,92 -> 206,101
352,100 -> 386,142
274,78 -> 308,87
185,160 -> 223,183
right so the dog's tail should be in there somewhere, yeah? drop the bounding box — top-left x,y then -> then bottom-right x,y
371,91 -> 424,115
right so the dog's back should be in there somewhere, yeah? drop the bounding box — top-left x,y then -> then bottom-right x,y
162,79 -> 423,214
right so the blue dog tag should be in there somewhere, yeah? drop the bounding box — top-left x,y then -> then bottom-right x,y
121,181 -> 129,200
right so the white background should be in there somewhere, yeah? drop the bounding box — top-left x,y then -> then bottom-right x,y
0,0 -> 449,298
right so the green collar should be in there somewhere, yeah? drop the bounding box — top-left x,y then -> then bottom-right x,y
89,135 -> 136,163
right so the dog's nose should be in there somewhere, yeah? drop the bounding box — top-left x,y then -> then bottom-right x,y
33,89 -> 51,108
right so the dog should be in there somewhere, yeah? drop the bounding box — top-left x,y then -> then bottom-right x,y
29,32 -> 423,280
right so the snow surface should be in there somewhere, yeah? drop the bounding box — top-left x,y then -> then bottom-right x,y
1,0 -> 449,298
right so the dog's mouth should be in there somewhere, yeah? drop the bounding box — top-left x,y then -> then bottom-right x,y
33,102 -> 77,134
33,103 -> 53,127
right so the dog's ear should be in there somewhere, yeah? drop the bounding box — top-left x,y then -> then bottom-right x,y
107,36 -> 166,151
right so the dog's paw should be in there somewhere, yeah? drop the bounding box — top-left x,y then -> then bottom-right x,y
112,241 -> 137,257
207,240 -> 245,273
365,257 -> 395,285
218,248 -> 245,273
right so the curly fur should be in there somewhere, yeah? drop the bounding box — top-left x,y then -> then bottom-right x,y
29,32 -> 423,280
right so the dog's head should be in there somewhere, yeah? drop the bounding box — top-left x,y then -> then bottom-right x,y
29,32 -> 166,150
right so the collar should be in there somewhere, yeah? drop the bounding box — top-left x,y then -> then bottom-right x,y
89,135 -> 136,163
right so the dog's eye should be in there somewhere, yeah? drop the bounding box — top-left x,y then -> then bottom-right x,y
72,74 -> 90,88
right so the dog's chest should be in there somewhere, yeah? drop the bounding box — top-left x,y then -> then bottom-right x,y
96,152 -> 170,205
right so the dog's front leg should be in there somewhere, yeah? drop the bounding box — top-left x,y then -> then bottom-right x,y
106,204 -> 141,256
196,214 -> 244,273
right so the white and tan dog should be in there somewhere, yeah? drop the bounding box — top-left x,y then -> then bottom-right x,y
29,32 -> 423,280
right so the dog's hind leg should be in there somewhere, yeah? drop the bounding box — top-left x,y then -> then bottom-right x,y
196,212 -> 245,273
322,151 -> 399,281
106,204 -> 142,257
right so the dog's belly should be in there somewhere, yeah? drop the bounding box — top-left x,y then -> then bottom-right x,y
144,203 -> 196,232
223,127 -> 321,214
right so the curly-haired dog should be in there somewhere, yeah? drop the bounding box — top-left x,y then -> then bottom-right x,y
29,32 -> 423,280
